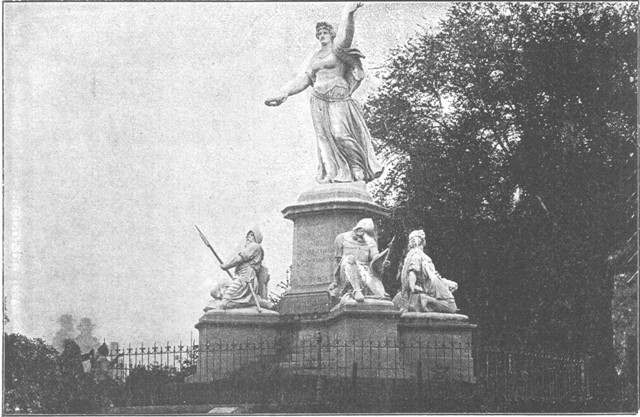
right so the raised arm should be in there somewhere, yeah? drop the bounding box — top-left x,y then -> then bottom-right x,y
335,2 -> 363,49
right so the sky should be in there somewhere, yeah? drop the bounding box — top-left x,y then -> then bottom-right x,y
4,1 -> 450,347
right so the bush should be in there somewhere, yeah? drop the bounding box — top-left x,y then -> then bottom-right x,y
4,334 -> 103,414
4,333 -> 62,413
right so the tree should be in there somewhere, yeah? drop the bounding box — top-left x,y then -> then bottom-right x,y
366,2 -> 636,388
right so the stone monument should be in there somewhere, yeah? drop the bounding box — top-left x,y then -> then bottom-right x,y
191,2 -> 476,385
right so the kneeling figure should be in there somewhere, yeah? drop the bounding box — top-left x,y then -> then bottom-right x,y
393,230 -> 458,313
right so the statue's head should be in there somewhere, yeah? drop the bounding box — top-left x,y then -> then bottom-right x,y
408,230 -> 426,250
246,226 -> 263,244
316,21 -> 336,42
352,218 -> 374,239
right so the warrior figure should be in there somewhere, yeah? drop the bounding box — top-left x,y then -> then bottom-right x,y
393,230 -> 458,313
329,218 -> 389,303
214,227 -> 274,310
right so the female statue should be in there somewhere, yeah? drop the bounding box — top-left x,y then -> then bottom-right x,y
265,2 -> 383,184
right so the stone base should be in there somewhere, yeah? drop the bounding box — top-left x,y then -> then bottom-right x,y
276,289 -> 331,315
399,311 -> 470,324
190,308 -> 280,382
191,305 -> 476,384
398,312 -> 476,383
325,298 -> 401,342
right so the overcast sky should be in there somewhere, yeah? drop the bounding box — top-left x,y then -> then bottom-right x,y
4,2 -> 450,347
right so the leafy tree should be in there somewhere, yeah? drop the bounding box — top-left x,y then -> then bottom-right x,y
367,2 -> 636,389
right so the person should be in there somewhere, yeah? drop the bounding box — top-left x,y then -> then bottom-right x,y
74,317 -> 100,354
53,314 -> 75,353
58,339 -> 99,412
218,227 -> 274,310
392,230 -> 458,313
93,343 -> 123,383
265,2 -> 383,184
92,343 -> 123,409
329,218 -> 389,303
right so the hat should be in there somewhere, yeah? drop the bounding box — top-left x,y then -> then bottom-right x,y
353,218 -> 375,235
248,226 -> 263,244
77,317 -> 94,331
409,230 -> 425,241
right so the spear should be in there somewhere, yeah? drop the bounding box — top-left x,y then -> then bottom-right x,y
195,225 -> 262,313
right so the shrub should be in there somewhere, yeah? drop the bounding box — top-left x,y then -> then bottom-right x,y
4,333 -> 62,413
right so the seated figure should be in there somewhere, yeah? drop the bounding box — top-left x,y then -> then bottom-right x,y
328,218 -> 389,303
207,227 -> 274,311
393,230 -> 458,313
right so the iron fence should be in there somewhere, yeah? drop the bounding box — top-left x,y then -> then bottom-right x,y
474,344 -> 588,400
98,335 -> 623,412
109,342 -> 197,382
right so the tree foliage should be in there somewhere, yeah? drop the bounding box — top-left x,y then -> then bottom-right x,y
4,333 -> 63,413
367,2 -> 636,381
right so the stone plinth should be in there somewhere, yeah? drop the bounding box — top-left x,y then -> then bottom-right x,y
326,298 -> 401,342
191,307 -> 477,384
398,312 -> 477,383
277,182 -> 390,315
190,308 -> 280,382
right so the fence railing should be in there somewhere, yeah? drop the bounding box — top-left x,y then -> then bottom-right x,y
101,336 -> 604,412
189,335 -> 475,382
474,344 -> 587,401
103,342 -> 196,385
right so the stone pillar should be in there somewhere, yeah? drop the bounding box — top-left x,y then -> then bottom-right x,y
277,182 -> 390,315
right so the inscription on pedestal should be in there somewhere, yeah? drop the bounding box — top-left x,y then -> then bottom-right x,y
282,183 -> 391,315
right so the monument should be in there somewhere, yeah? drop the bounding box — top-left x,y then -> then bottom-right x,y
191,2 -> 476,385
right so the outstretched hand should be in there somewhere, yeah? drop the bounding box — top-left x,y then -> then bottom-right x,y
265,95 -> 288,107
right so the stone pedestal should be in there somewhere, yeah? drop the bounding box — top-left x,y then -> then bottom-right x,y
326,298 -> 401,342
190,307 -> 280,382
277,182 -> 390,315
398,312 -> 477,383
